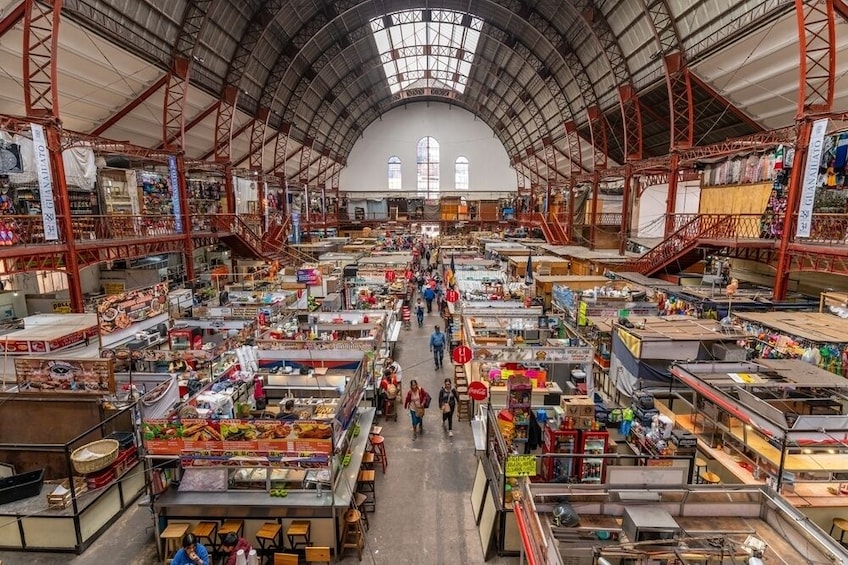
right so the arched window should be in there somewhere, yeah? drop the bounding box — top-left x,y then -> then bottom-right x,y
455,156 -> 469,190
387,155 -> 402,190
416,136 -> 439,197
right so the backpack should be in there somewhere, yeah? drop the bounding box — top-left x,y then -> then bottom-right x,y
386,383 -> 398,399
431,332 -> 445,348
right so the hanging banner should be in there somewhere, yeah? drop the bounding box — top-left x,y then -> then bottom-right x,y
29,123 -> 59,241
168,155 -> 183,233
796,118 -> 830,237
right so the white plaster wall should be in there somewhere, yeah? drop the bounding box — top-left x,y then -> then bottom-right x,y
339,102 -> 517,196
634,180 -> 701,238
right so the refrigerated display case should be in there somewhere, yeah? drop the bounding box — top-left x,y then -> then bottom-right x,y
542,425 -> 578,482
579,430 -> 609,483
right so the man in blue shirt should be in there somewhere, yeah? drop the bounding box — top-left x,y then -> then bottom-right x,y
423,285 -> 436,313
170,533 -> 210,565
430,325 -> 446,369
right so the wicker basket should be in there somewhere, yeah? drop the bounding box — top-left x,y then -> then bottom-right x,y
71,439 -> 119,474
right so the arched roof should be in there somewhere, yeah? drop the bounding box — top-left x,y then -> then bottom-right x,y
2,0 -> 848,185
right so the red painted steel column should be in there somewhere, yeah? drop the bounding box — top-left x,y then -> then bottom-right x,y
174,154 -> 195,280
774,122 -> 809,300
223,162 -> 235,214
620,164 -> 633,255
46,125 -> 83,311
664,153 -> 680,237
567,178 -> 576,245
589,172 -> 600,250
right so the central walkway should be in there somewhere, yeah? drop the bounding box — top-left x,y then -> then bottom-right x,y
2,308 -> 518,565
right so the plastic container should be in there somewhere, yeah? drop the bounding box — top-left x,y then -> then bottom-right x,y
0,469 -> 43,505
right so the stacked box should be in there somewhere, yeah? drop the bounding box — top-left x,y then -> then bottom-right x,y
561,396 -> 595,418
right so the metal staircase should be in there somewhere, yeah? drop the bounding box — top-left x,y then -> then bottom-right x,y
621,214 -> 736,275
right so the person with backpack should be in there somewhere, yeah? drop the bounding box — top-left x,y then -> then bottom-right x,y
430,325 -> 446,369
415,298 -> 425,327
403,379 -> 430,439
438,378 -> 460,437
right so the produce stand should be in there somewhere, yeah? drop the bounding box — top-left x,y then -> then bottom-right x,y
0,400 -> 141,553
146,354 -> 373,558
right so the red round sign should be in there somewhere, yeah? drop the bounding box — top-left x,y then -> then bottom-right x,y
445,289 -> 460,303
452,345 -> 473,365
468,381 -> 488,402
384,270 -> 396,282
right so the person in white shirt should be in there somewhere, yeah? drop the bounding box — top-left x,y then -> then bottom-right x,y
385,357 -> 402,390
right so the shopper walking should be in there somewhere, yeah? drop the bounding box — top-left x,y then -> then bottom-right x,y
423,285 -> 435,313
438,378 -> 459,436
430,325 -> 446,369
404,379 -> 430,439
415,299 -> 425,327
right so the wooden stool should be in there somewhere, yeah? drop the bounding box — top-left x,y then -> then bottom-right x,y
160,522 -> 190,563
369,435 -> 388,474
700,471 -> 721,485
352,492 -> 371,530
361,452 -> 375,470
357,469 -> 376,512
256,522 -> 282,556
830,518 -> 848,543
191,521 -> 218,554
457,393 -> 471,422
286,519 -> 312,551
694,458 -> 708,483
305,546 -> 332,564
340,509 -> 364,561
274,553 -> 299,565
217,519 -> 245,550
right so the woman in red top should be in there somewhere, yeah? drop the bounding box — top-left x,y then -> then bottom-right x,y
403,379 -> 429,440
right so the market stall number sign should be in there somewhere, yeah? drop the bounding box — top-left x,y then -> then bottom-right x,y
467,381 -> 488,401
445,289 -> 459,303
384,270 -> 396,282
506,455 -> 537,477
452,345 -> 473,364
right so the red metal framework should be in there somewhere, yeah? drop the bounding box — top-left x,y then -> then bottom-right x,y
298,141 -> 314,187
214,86 -> 238,162
162,56 -> 191,150
249,108 -> 270,171
619,84 -> 644,161
795,0 -> 836,116
23,0 -> 61,117
664,53 -> 695,150
269,122 -> 294,175
564,121 -> 583,176
161,100 -> 218,150
0,2 -> 25,38
587,106 -> 608,170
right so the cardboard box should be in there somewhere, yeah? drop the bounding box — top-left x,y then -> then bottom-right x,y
561,396 -> 595,418
572,416 -> 595,430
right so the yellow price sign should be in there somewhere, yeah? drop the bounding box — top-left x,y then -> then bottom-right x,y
505,455 -> 537,477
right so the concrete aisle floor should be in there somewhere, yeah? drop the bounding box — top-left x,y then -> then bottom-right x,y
0,309 -> 518,565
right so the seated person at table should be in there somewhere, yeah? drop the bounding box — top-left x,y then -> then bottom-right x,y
221,532 -> 253,565
276,399 -> 298,421
170,533 -> 210,565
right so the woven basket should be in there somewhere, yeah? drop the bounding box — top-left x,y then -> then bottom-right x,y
71,439 -> 119,474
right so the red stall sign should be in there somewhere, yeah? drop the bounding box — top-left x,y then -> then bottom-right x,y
468,381 -> 488,401
452,345 -> 473,365
445,289 -> 459,303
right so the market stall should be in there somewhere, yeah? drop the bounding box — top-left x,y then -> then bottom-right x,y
735,311 -> 848,376
0,393 -> 141,553
146,355 -> 372,558
533,275 -> 610,310
607,316 -> 748,399
668,359 -> 848,533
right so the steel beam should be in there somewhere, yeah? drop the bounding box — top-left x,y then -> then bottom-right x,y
23,0 -> 62,118
664,52 -> 695,150
201,119 -> 253,161
795,0 -> 836,116
249,108 -> 270,171
0,3 -> 25,39
160,100 -> 218,150
214,86 -> 238,162
89,74 -> 168,137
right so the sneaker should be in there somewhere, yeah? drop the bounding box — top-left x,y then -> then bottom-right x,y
449,430 -> 453,437
413,433 -> 417,440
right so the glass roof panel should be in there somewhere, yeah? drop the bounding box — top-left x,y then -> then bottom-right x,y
371,9 -> 482,95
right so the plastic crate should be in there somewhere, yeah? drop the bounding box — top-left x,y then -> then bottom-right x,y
104,431 -> 135,451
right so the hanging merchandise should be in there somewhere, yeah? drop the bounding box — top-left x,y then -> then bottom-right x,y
773,144 -> 784,170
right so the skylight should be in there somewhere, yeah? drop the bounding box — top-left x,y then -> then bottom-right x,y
370,9 -> 483,96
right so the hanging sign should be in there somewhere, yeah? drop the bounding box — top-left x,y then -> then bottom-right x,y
452,345 -> 473,364
296,268 -> 322,285
445,289 -> 460,303
796,118 -> 830,238
505,455 -> 537,477
168,155 -> 183,233
467,381 -> 489,401
29,123 -> 59,241
384,270 -> 396,283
